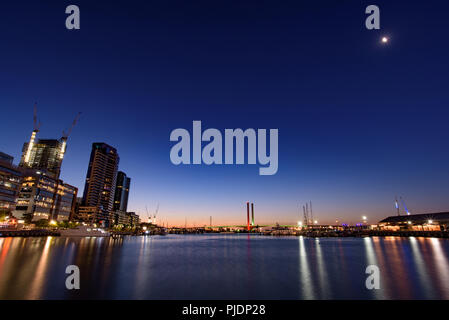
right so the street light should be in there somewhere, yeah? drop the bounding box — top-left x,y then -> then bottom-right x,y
297,221 -> 303,227
428,220 -> 433,224
314,220 -> 318,225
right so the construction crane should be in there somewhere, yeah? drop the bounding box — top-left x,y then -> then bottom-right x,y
153,203 -> 159,225
59,112 -> 81,160
303,205 -> 308,226
145,206 -> 151,223
33,102 -> 41,132
309,201 -> 314,224
62,112 -> 81,139
24,103 -> 41,164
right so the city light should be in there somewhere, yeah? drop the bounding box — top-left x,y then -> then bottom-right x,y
428,220 -> 433,224
297,221 -> 302,227
49,220 -> 57,226
314,220 -> 318,224
24,131 -> 37,163
59,140 -> 67,159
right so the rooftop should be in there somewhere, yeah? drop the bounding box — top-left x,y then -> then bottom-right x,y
380,212 -> 449,224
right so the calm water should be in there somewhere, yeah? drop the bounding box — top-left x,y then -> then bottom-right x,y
1,234 -> 449,300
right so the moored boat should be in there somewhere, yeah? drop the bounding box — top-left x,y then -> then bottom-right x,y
59,225 -> 110,237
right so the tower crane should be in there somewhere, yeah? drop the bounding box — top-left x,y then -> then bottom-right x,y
33,103 -> 41,132
153,203 -> 159,225
62,112 -> 82,139
145,206 -> 151,223
23,103 -> 41,164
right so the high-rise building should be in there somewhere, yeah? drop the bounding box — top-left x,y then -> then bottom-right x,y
0,152 -> 22,215
19,107 -> 80,180
13,170 -> 77,222
19,138 -> 68,179
81,143 -> 119,225
113,171 -> 131,212
12,107 -> 80,221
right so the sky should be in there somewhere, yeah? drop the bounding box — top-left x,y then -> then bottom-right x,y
1,1 -> 449,226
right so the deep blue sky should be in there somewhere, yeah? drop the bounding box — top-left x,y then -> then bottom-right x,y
1,1 -> 448,226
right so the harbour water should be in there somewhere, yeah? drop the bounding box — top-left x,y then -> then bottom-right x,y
1,234 -> 449,300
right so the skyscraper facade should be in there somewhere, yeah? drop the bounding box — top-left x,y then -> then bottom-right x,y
113,171 -> 131,212
13,170 -> 77,222
81,143 -> 119,225
19,138 -> 67,179
0,152 -> 22,215
111,171 -> 131,226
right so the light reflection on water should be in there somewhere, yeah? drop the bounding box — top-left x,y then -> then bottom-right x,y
0,235 -> 448,300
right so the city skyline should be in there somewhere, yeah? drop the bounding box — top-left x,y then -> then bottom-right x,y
1,1 -> 449,226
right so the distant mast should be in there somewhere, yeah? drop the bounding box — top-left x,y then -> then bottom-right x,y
395,196 -> 400,216
251,203 -> 255,226
246,202 -> 250,231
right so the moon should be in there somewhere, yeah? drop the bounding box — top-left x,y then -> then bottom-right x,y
381,36 -> 389,43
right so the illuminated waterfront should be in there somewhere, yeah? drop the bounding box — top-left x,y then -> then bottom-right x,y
1,235 -> 449,300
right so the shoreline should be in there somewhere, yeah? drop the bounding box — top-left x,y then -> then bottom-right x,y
1,229 -> 449,239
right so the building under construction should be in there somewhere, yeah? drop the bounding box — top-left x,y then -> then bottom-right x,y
12,105 -> 79,222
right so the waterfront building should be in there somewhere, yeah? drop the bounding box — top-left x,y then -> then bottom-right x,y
127,212 -> 140,227
111,171 -> 131,226
112,210 -> 130,226
54,183 -> 78,221
80,143 -> 119,226
76,206 -> 97,224
19,138 -> 67,179
0,153 -> 23,215
379,212 -> 449,231
13,170 -> 77,222
113,171 -> 131,212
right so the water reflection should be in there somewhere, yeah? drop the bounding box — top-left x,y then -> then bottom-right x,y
314,239 -> 330,299
0,235 -> 448,299
298,236 -> 315,299
27,237 -> 52,299
409,237 -> 434,298
363,237 -> 384,299
429,238 -> 449,299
